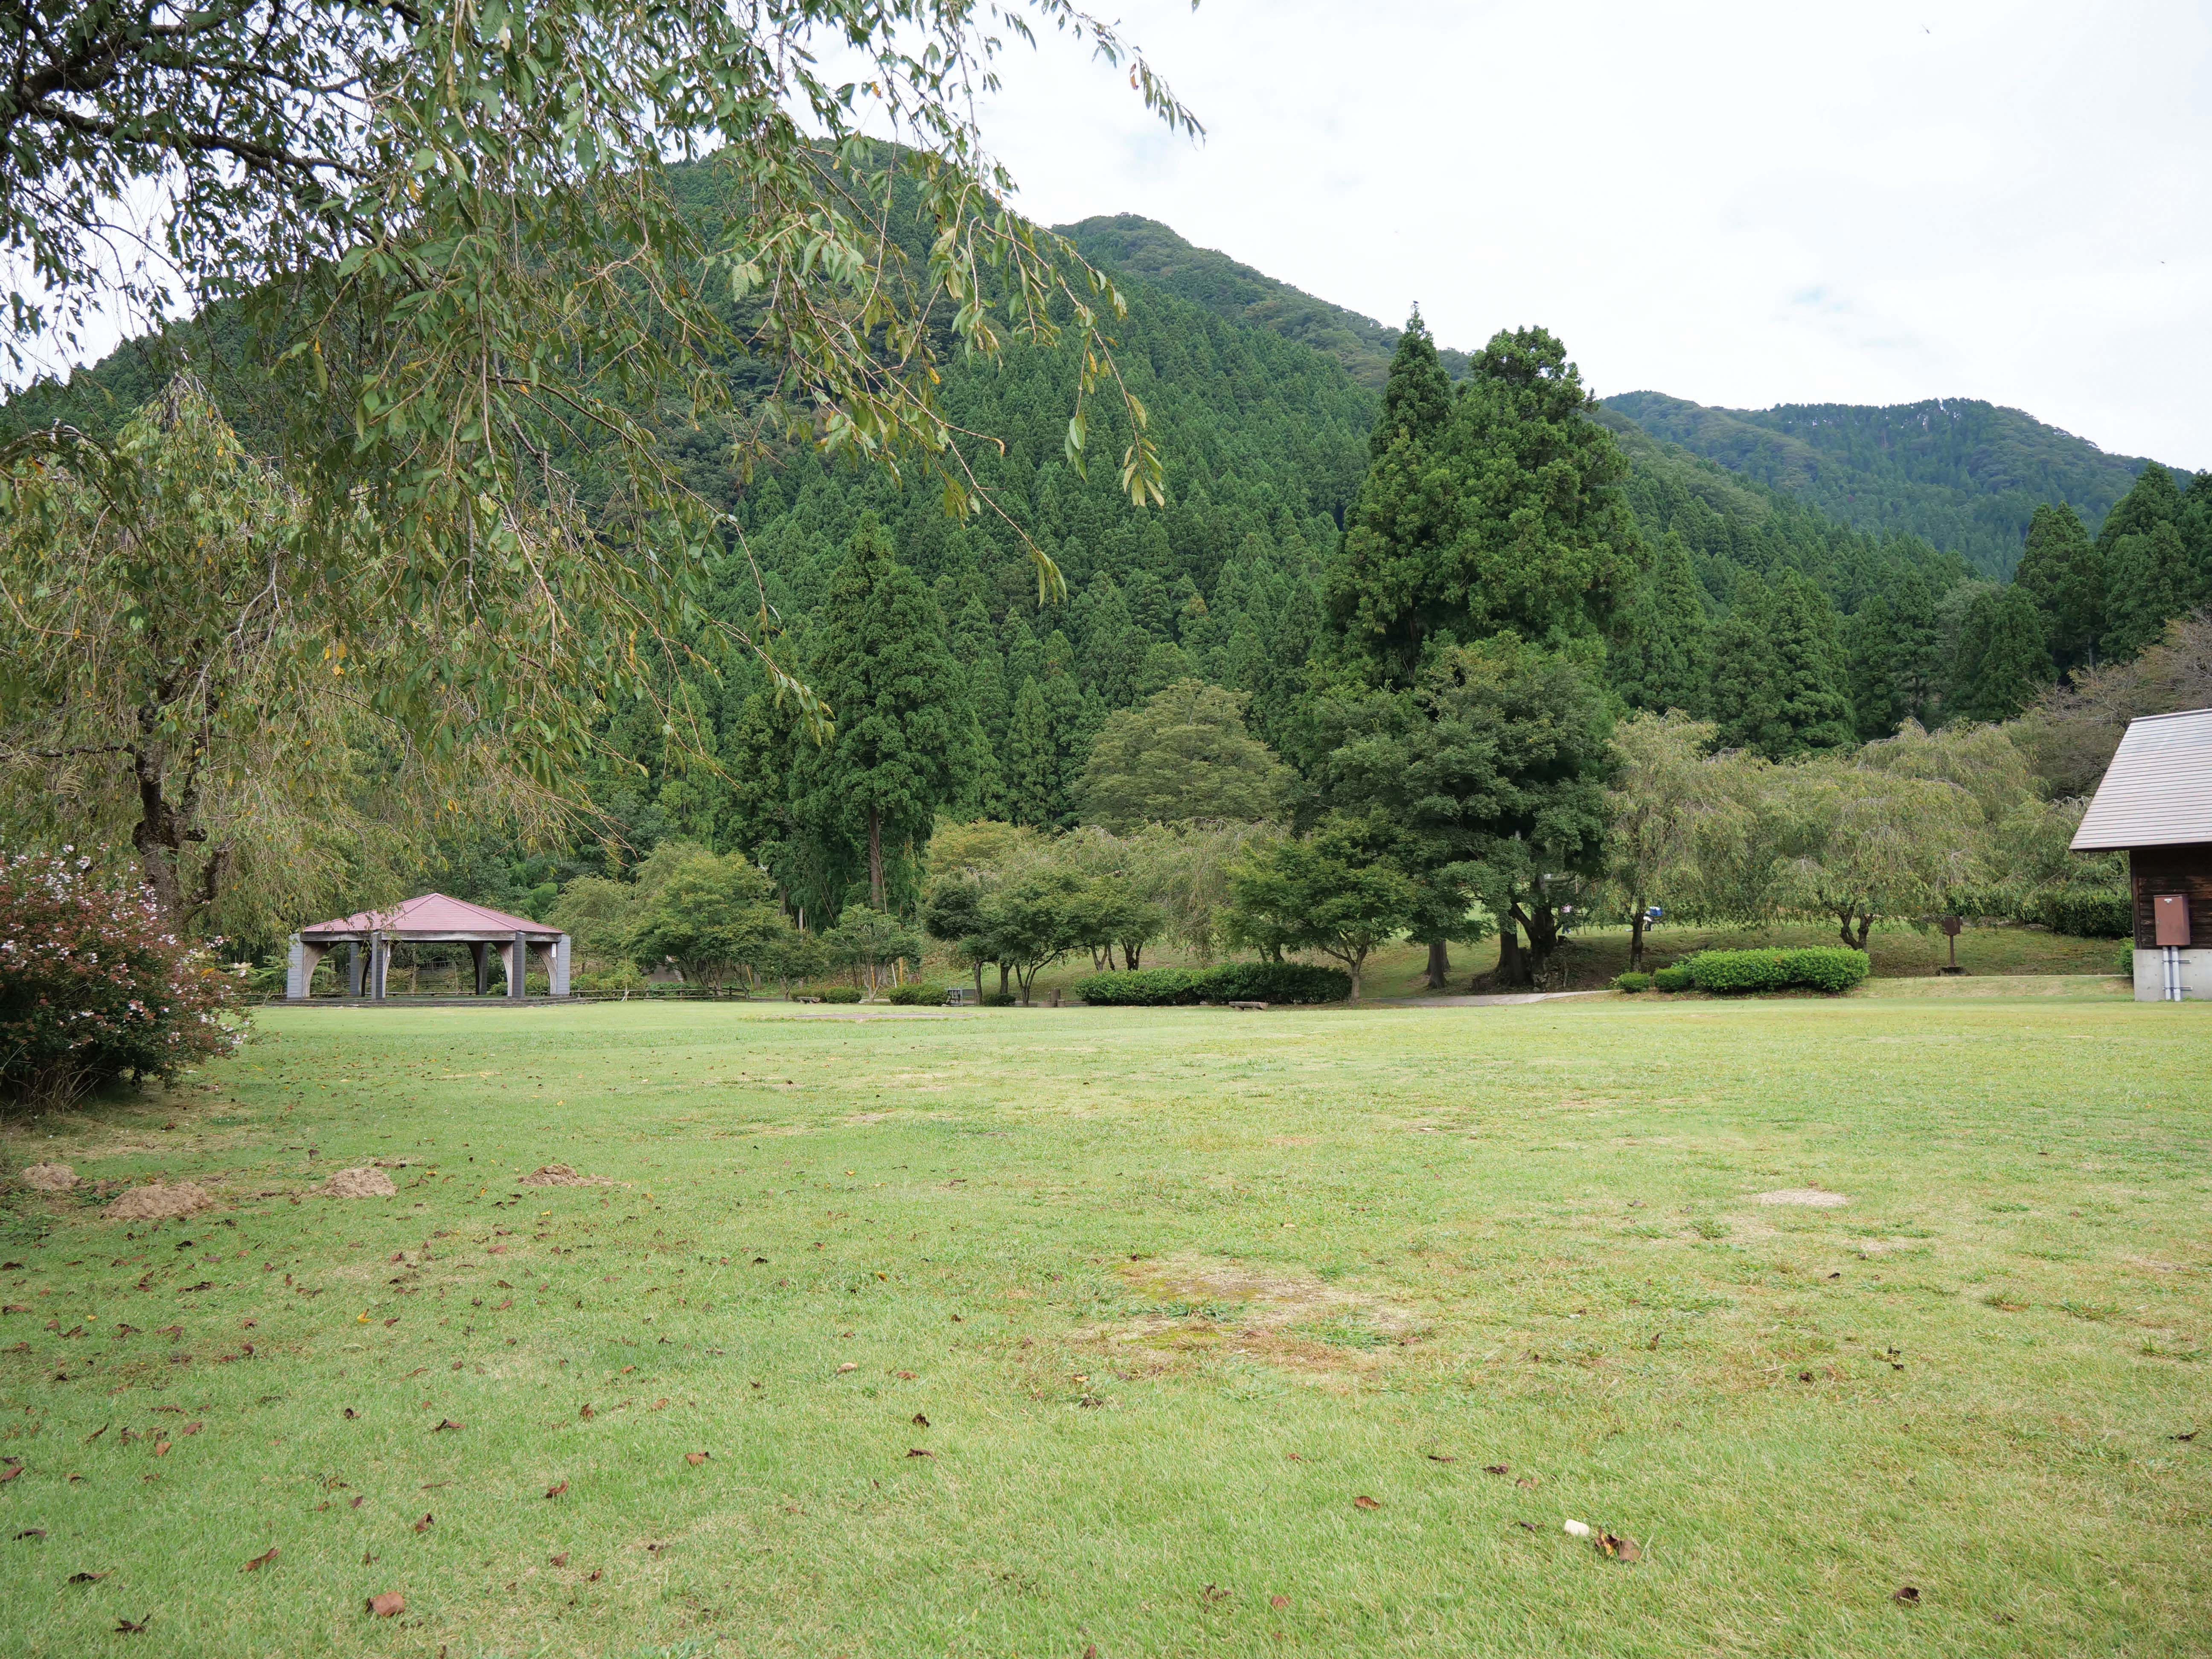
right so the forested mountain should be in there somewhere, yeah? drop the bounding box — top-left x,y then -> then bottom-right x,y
1060,214 -> 1470,388
14,179 -> 2194,929
1603,390 -> 2188,579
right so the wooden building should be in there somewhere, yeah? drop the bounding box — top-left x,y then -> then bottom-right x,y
286,893 -> 570,1001
2072,707 -> 2212,1002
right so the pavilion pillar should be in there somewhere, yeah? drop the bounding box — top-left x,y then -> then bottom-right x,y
509,930 -> 528,1000
347,942 -> 364,997
286,934 -> 307,1001
370,931 -> 390,1001
472,942 -> 489,995
551,935 -> 571,997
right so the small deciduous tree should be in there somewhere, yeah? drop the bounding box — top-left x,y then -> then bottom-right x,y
626,850 -> 786,990
1597,713 -> 1755,970
1225,813 -> 1418,1000
1075,680 -> 1289,832
1777,754 -> 1986,949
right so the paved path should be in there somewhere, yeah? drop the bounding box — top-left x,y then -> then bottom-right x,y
1386,989 -> 1614,1008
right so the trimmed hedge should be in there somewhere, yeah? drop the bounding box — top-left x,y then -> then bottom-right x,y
884,982 -> 948,1006
1651,965 -> 1693,992
819,985 -> 862,1004
1073,962 -> 1352,1007
1683,948 -> 1870,995
2037,887 -> 2132,939
1613,971 -> 1651,993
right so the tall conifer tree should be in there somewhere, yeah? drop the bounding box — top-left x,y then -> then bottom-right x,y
1612,530 -> 1710,715
789,518 -> 973,911
2014,502 -> 2103,674
1952,585 -> 2053,722
2102,522 -> 2191,662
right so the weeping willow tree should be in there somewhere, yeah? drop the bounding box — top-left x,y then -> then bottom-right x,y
0,378 -> 557,940
3,1 -> 1199,862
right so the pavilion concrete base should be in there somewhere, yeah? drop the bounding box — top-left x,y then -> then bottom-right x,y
2133,946 -> 2212,1002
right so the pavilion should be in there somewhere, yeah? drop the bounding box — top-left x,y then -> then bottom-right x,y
286,894 -> 571,1001
2072,706 -> 2212,1001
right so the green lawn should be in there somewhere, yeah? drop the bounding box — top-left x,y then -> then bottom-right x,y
3,993 -> 2207,1656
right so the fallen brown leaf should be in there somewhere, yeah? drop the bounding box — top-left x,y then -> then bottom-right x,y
1515,1476 -> 1538,1489
1353,1495 -> 1381,1511
1270,1594 -> 1289,1609
350,1496 -> 364,1508
366,1591 -> 405,1617
431,1419 -> 462,1432
67,1570 -> 111,1583
896,1370 -> 915,1380
412,1513 -> 434,1533
1515,1521 -> 1538,1533
1284,1452 -> 1303,1463
114,1615 -> 150,1633
550,1552 -> 568,1567
242,1547 -> 279,1572
911,1412 -> 929,1428
905,1447 -> 934,1458
15,1528 -> 47,1540
1893,1585 -> 1921,1606
0,1466 -> 21,1484
836,1362 -> 857,1374
585,1569 -> 602,1582
180,1422 -> 201,1436
546,1480 -> 568,1499
1426,1452 -> 1455,1464
1201,1582 -> 1229,1604
1482,1464 -> 1509,1476
683,1452 -> 710,1466
1596,1531 -> 1641,1562
579,1404 -> 594,1419
153,1441 -> 170,1457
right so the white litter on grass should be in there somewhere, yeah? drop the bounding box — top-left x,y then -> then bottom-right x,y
1753,1188 -> 1849,1208
1563,1519 -> 1592,1538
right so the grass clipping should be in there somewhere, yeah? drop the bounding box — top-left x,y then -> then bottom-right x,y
518,1164 -> 614,1187
325,1167 -> 398,1199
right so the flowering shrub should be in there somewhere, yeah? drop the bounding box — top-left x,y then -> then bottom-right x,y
0,853 -> 242,1109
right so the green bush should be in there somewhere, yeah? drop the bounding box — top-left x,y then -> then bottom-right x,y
2117,945 -> 2135,979
1651,965 -> 1693,992
819,985 -> 862,1004
1613,971 -> 1651,993
979,991 -> 1021,1007
1070,967 -> 1197,1007
2037,887 -> 2133,939
1684,948 -> 1870,995
1071,962 -> 1351,1007
884,982 -> 947,1006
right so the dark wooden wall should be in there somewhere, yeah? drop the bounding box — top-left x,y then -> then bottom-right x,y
2131,843 -> 2212,948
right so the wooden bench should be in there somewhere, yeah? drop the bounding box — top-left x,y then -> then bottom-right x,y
1228,1000 -> 1269,1011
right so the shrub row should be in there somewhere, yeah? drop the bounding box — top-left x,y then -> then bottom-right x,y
883,981 -> 948,1006
1613,971 -> 1652,993
1682,947 -> 1870,994
1072,962 -> 1351,1007
2035,887 -> 2132,940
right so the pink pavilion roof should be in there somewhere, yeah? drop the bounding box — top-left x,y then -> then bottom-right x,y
299,892 -> 562,940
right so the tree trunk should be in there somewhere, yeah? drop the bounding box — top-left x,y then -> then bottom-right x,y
1837,912 -> 1856,949
1496,923 -> 1528,987
1423,937 -> 1451,990
972,959 -> 984,998
867,807 -> 885,911
1629,909 -> 1646,971
1123,941 -> 1142,971
1855,915 -> 1873,949
997,962 -> 1010,997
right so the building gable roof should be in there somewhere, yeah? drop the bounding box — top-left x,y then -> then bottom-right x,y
299,892 -> 562,939
2072,707 -> 2212,851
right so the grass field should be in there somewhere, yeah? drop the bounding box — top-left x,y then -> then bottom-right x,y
3,990 -> 2207,1657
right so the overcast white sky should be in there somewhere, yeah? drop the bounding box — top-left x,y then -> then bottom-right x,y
962,0 -> 2212,469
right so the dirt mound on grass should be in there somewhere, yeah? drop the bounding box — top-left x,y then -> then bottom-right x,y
517,1164 -> 613,1187
325,1167 -> 398,1199
105,1182 -> 216,1220
1753,1187 -> 1849,1208
19,1163 -> 77,1192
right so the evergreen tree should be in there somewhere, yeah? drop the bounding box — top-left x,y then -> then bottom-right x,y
2013,502 -> 2103,673
2095,462 -> 2185,555
2102,521 -> 2191,662
1370,309 -> 1453,458
1327,325 -> 1640,684
1612,530 -> 1709,715
1951,585 -> 2053,723
1004,678 -> 1056,829
949,597 -> 1010,748
1710,573 -> 1783,754
1764,571 -> 1856,756
788,518 -> 974,911
1845,595 -> 1906,740
1077,575 -> 1144,709
1888,570 -> 1944,725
